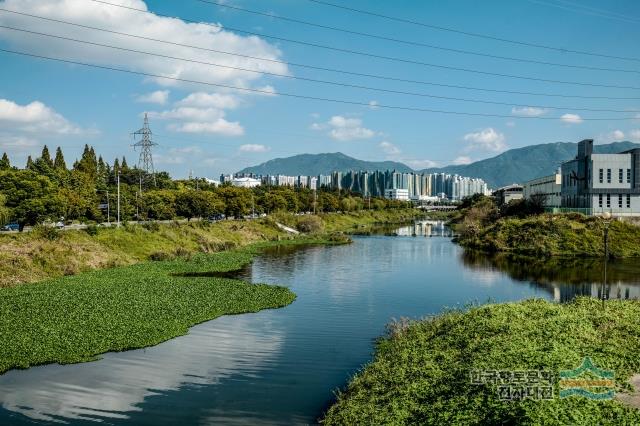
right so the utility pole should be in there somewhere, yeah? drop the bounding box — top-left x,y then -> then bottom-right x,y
601,211 -> 612,310
117,171 -> 121,227
106,190 -> 110,225
132,113 -> 158,190
313,188 -> 317,214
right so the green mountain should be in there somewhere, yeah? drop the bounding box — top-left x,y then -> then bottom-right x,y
238,152 -> 413,176
421,141 -> 640,188
237,142 -> 640,189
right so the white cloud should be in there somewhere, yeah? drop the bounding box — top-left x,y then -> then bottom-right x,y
312,115 -> 375,141
0,99 -> 85,135
404,159 -> 438,169
511,106 -> 547,117
453,156 -> 472,165
175,92 -> 240,109
629,129 -> 640,142
0,0 -> 289,89
239,144 -> 270,153
368,100 -> 379,110
136,90 -> 169,105
379,141 -> 400,155
463,128 -> 507,153
506,121 -> 516,127
170,120 -> 244,136
560,113 -> 583,124
609,129 -> 625,140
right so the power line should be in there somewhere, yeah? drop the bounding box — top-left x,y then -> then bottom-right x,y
85,0 -> 640,90
527,0 -> 640,25
2,24 -> 636,114
4,8 -> 636,101
306,0 -> 640,63
1,47 -> 636,121
194,0 -> 639,74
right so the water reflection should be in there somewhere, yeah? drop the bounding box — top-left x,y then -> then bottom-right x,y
393,220 -> 453,237
0,315 -> 285,424
462,251 -> 640,302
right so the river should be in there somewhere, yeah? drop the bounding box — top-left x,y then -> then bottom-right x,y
1,221 -> 639,425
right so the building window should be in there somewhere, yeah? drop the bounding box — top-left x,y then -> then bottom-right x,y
619,195 -> 623,208
628,169 -> 632,184
628,194 -> 632,209
607,169 -> 611,183
599,169 -> 603,183
619,169 -> 624,183
606,194 -> 611,208
599,194 -> 603,207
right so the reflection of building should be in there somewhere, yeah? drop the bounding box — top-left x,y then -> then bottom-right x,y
523,172 -> 561,207
395,220 -> 453,237
561,139 -> 640,215
551,282 -> 640,303
493,184 -> 523,205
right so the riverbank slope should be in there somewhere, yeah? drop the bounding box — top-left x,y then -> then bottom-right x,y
323,298 -> 640,425
0,209 -> 421,287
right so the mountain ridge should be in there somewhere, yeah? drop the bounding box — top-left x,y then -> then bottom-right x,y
238,141 -> 640,188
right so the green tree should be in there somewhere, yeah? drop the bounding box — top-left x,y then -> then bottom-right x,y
175,190 -> 224,220
54,147 -> 67,170
0,194 -> 10,226
141,190 -> 177,220
217,186 -> 251,218
318,192 -> 339,212
0,169 -> 63,228
262,192 -> 287,213
25,155 -> 35,170
0,152 -> 10,170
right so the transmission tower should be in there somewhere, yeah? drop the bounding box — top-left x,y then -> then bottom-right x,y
132,113 -> 158,188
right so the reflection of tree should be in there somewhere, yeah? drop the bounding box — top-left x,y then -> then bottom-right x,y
461,250 -> 640,302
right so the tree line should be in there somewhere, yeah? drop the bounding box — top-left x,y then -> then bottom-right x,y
0,146 -> 410,229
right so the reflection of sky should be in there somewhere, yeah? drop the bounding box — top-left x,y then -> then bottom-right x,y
0,315 -> 284,423
0,228 -> 556,425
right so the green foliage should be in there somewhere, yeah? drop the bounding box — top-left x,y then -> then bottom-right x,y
0,152 -> 10,170
0,247 -> 296,374
0,194 -> 9,226
296,215 -> 324,233
323,298 -> 640,425
175,190 -> 224,219
84,224 -> 100,236
31,225 -> 61,241
0,169 -> 63,226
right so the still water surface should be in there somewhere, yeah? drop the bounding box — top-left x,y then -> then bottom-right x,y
1,221 -> 639,425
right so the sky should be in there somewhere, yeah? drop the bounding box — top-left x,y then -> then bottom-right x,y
0,0 -> 639,179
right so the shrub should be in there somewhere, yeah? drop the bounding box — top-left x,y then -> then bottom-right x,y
84,224 -> 99,236
32,225 -> 60,241
296,215 -> 324,233
142,221 -> 160,232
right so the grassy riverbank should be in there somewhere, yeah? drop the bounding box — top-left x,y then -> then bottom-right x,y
0,209 -> 421,287
323,298 -> 640,425
0,238 -> 355,374
451,195 -> 640,257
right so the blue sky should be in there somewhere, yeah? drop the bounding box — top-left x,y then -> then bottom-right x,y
0,0 -> 639,178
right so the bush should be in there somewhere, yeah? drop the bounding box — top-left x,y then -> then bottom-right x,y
142,221 -> 160,232
296,215 -> 324,233
84,224 -> 99,236
32,225 -> 60,241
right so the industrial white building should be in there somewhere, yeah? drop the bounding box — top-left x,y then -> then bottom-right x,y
561,139 -> 640,216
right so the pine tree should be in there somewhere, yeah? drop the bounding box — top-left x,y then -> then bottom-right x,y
0,152 -> 10,170
26,155 -> 34,170
74,144 -> 98,179
54,147 -> 67,170
121,156 -> 129,170
41,145 -> 54,167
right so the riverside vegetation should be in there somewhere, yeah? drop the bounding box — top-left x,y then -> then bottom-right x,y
451,194 -> 640,257
0,208 -> 421,374
323,298 -> 640,425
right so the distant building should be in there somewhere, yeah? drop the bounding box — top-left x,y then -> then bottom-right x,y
493,184 -> 523,205
385,188 -> 409,201
231,177 -> 261,188
523,172 -> 562,207
561,139 -> 640,215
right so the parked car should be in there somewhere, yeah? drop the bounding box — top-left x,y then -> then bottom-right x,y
207,213 -> 226,222
55,221 -> 65,229
1,223 -> 19,231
